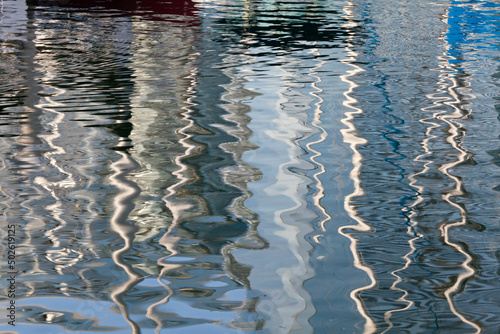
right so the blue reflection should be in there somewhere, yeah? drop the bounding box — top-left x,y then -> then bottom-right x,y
447,0 -> 500,67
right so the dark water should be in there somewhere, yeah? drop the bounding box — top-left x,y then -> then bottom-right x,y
0,0 -> 499,333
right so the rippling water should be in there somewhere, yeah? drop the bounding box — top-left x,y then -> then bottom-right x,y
0,0 -> 499,333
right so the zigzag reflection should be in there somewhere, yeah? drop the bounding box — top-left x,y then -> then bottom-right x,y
384,11 -> 481,331
416,46 -> 480,334
109,151 -> 142,333
383,113 -> 432,332
338,3 -> 376,333
35,86 -> 80,277
305,48 -> 331,241
126,16 -> 263,330
437,51 -> 480,333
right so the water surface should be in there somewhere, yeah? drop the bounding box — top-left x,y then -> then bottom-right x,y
0,0 -> 499,333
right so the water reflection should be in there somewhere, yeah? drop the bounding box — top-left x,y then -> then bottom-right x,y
337,5 -> 375,332
0,0 -> 499,333
109,150 -> 142,333
340,0 -> 499,332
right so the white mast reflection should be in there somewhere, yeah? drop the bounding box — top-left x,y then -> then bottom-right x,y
35,86 -> 80,277
149,66 -> 200,331
384,5 -> 481,330
382,137 -> 428,332
305,47 -> 331,241
109,150 -> 142,334
438,46 -> 480,333
338,3 -> 376,333
13,1 -> 46,284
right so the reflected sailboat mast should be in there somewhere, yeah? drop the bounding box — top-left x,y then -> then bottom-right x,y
12,1 -> 48,282
384,3 -> 482,332
437,6 -> 480,331
126,15 -> 202,331
129,5 -> 257,328
109,150 -> 142,334
338,2 -> 376,333
306,48 -> 331,240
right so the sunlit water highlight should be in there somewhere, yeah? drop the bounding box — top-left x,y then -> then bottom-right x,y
0,0 -> 499,333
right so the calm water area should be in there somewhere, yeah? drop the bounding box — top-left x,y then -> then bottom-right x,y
0,0 -> 499,333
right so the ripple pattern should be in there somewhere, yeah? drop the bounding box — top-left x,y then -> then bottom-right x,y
0,0 -> 499,333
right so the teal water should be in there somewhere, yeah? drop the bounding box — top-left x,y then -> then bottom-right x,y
0,0 -> 499,333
